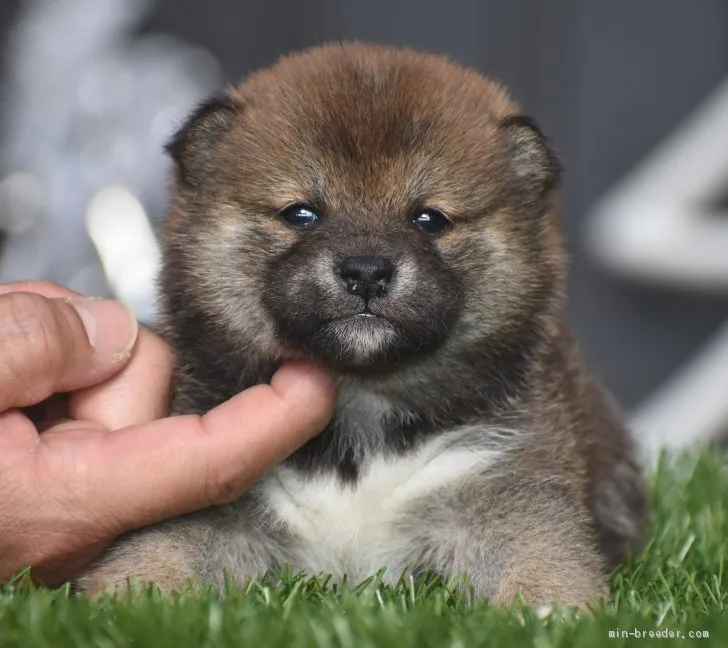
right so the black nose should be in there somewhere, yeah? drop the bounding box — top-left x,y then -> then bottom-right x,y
339,255 -> 395,299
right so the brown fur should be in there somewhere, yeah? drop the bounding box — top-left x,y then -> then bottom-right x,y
77,531 -> 199,596
494,533 -> 608,606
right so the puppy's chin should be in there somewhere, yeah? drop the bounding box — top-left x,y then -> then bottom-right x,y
279,313 -> 445,376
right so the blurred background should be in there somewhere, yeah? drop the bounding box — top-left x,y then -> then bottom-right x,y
0,0 -> 726,456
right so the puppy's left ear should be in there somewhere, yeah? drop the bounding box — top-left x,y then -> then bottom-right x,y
500,116 -> 563,197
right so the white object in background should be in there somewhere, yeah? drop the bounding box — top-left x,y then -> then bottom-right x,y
630,319 -> 728,462
585,77 -> 728,292
86,186 -> 161,323
0,0 -> 221,321
582,75 -> 728,462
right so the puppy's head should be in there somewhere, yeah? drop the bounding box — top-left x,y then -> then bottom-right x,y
161,43 -> 564,377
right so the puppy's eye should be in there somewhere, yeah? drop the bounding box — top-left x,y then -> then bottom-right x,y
411,209 -> 453,235
279,204 -> 320,229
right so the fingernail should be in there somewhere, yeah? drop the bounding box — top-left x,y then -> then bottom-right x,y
68,298 -> 139,358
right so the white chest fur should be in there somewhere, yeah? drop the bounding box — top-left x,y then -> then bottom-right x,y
260,423 -> 503,580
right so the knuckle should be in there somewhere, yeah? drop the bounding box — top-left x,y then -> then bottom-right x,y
205,471 -> 241,506
2,292 -> 58,342
0,293 -> 70,397
196,418 -> 247,506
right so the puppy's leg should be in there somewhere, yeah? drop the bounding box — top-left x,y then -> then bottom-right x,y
413,481 -> 608,607
77,523 -> 203,596
77,495 -> 284,596
490,527 -> 608,606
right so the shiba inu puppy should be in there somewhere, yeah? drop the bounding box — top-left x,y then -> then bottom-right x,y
79,43 -> 645,605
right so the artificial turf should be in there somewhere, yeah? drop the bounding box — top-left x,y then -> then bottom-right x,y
1,449 -> 726,647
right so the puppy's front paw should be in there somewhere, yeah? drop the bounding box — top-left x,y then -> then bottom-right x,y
76,531 -> 200,597
492,539 -> 609,608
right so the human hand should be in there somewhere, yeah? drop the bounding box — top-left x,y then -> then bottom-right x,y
0,282 -> 335,586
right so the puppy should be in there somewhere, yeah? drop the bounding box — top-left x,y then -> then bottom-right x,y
78,43 -> 646,605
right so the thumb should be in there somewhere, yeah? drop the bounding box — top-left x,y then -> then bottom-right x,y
0,292 -> 138,411
85,362 -> 336,534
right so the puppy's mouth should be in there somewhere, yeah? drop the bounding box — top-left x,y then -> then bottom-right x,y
327,309 -> 396,332
331,307 -> 389,323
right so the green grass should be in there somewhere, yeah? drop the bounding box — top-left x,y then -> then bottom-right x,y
2,449 -> 727,647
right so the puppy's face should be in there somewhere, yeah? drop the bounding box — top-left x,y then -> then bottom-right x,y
162,44 -> 564,376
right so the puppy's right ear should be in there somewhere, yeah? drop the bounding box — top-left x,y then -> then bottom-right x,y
166,95 -> 240,187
